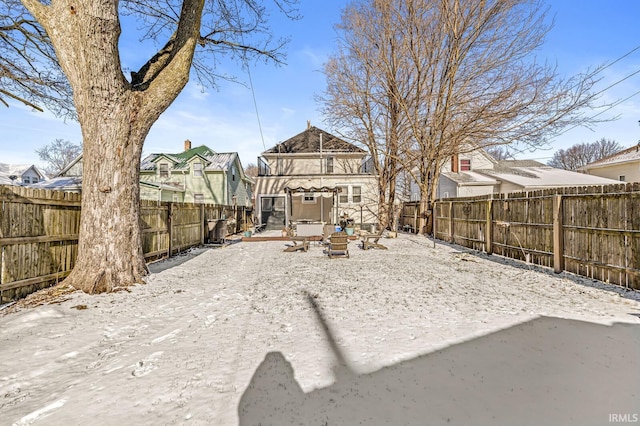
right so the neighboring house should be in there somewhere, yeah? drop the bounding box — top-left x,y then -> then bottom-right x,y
436,148 -> 500,198
30,176 -> 83,193
58,154 -> 83,178
51,141 -> 254,204
0,163 -> 47,186
578,144 -> 640,182
407,145 -> 500,200
253,124 -> 379,231
31,154 -> 85,193
139,181 -> 185,202
480,160 -> 620,192
140,140 -> 254,206
408,148 -> 620,200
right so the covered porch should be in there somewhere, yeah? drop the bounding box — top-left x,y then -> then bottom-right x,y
285,186 -> 343,235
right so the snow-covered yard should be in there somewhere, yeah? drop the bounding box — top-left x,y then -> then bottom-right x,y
1,233 -> 639,425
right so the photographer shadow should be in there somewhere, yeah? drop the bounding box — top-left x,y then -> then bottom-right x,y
239,295 -> 640,425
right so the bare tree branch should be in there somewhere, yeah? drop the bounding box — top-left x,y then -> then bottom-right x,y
548,138 -> 625,170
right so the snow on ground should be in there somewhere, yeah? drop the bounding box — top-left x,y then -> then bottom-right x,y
1,233 -> 639,425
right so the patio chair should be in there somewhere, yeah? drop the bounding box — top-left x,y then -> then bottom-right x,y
361,231 -> 387,250
283,236 -> 309,253
327,231 -> 349,259
322,224 -> 337,246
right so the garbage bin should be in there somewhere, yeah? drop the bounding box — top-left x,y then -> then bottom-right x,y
207,219 -> 227,243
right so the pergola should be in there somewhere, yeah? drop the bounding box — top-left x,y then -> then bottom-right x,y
284,186 -> 343,225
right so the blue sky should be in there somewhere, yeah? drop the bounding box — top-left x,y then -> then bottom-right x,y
2,0 -> 640,170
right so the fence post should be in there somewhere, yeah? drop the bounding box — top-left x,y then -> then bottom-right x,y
448,201 -> 454,243
553,195 -> 564,273
167,202 -> 173,258
200,203 -> 205,245
485,199 -> 493,255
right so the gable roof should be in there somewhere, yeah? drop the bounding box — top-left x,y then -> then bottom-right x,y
263,126 -> 365,154
0,163 -> 47,183
141,146 -> 253,184
141,145 -> 232,172
579,144 -> 640,170
57,154 -> 83,177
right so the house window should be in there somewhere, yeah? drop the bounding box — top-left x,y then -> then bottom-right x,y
460,159 -> 471,171
193,162 -> 203,177
194,193 -> 204,204
273,197 -> 285,211
23,176 -> 30,184
32,177 -> 39,184
261,197 -> 273,211
232,165 -> 236,182
352,186 -> 362,203
325,157 -> 334,174
172,194 -> 179,202
159,163 -> 169,178
302,193 -> 316,203
619,175 -> 626,181
338,186 -> 349,204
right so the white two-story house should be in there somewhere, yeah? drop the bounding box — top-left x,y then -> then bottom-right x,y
253,124 -> 379,231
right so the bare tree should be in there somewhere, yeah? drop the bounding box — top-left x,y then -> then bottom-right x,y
0,1 -> 74,116
322,0 -> 606,234
36,138 -> 82,176
321,1 -> 409,230
244,162 -> 258,177
548,138 -> 624,170
14,0 -> 298,294
485,146 -> 514,161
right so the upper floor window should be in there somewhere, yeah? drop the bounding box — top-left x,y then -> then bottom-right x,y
159,163 -> 169,178
194,193 -> 204,204
23,176 -> 30,184
231,165 -> 236,182
325,157 -> 334,174
276,158 -> 284,175
460,159 -> 471,171
193,162 -> 203,177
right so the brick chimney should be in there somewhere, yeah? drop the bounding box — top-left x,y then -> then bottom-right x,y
184,139 -> 191,151
451,153 -> 459,173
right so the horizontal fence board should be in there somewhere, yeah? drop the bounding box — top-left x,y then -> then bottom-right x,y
432,183 -> 640,290
0,185 -> 250,302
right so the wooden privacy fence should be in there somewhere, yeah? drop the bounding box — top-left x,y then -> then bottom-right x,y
433,183 -> 640,290
0,185 -> 251,302
399,202 -> 420,233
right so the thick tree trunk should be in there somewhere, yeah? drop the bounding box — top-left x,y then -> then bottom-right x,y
65,96 -> 149,293
21,0 -> 204,294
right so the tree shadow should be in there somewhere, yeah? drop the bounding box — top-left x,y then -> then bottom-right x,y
239,294 -> 640,426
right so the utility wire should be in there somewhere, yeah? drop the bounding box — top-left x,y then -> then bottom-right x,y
244,57 -> 267,152
589,44 -> 640,78
591,67 -> 640,99
556,88 -> 640,137
232,2 -> 267,152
